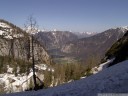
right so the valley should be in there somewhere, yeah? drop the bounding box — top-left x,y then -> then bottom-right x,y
0,19 -> 128,95
1,0 -> 128,95
35,27 -> 127,66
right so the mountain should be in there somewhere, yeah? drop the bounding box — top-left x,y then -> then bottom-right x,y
2,29 -> 128,95
34,27 -> 127,65
1,19 -> 128,95
35,31 -> 78,49
34,31 -> 78,59
0,19 -> 53,93
34,31 -> 96,50
62,27 -> 127,65
0,19 -> 52,65
3,60 -> 128,96
74,31 -> 97,38
105,31 -> 128,66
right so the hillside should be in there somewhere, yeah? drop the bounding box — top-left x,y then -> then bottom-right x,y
35,31 -> 78,49
74,31 -> 97,38
34,27 -> 127,65
105,31 -> 128,66
0,19 -> 53,93
3,60 -> 128,96
34,31 -> 79,63
62,27 -> 127,65
0,19 -> 52,65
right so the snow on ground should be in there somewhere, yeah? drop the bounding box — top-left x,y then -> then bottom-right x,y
2,60 -> 128,96
0,64 -> 50,93
91,58 -> 115,74
35,64 -> 47,71
0,22 -> 24,39
0,22 -> 11,35
0,71 -> 34,93
0,22 -> 10,28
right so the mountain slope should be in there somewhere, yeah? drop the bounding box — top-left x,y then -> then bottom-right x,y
0,19 -> 52,71
35,31 -> 78,49
74,31 -> 97,38
62,27 -> 127,65
0,19 -> 53,93
105,31 -> 128,66
3,60 -> 128,96
34,31 -> 78,59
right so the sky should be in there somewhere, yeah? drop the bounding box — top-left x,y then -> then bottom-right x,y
0,0 -> 128,32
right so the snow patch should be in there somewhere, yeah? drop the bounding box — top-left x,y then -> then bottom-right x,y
0,64 -> 53,93
91,58 -> 115,74
7,65 -> 13,74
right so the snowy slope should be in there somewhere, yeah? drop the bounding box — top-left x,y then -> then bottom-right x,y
0,21 -> 23,39
0,22 -> 11,35
3,60 -> 128,96
91,58 -> 115,74
0,64 -> 53,93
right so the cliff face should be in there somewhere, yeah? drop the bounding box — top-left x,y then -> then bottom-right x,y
0,19 -> 52,66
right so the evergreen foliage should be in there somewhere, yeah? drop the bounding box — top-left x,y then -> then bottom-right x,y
0,55 -> 31,74
43,62 -> 93,88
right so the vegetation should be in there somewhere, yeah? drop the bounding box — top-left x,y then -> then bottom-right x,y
43,62 -> 94,88
0,84 -> 6,94
0,55 -> 31,74
43,70 -> 53,88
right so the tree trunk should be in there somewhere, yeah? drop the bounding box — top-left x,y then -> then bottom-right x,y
31,35 -> 37,90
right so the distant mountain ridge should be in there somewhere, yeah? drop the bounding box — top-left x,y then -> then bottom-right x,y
74,31 -> 97,38
61,27 -> 127,65
34,26 -> 127,65
35,31 -> 78,49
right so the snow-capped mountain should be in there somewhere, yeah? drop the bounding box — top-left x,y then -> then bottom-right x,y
35,31 -> 78,49
111,26 -> 128,33
0,20 -> 24,39
34,26 -> 128,65
74,31 -> 97,38
0,21 -> 11,34
34,31 -> 78,60
0,19 -> 52,64
62,26 -> 127,66
1,19 -> 128,95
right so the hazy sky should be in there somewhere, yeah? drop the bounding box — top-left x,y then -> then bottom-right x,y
0,0 -> 128,32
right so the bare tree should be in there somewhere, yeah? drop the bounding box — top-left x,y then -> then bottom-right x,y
24,15 -> 38,90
